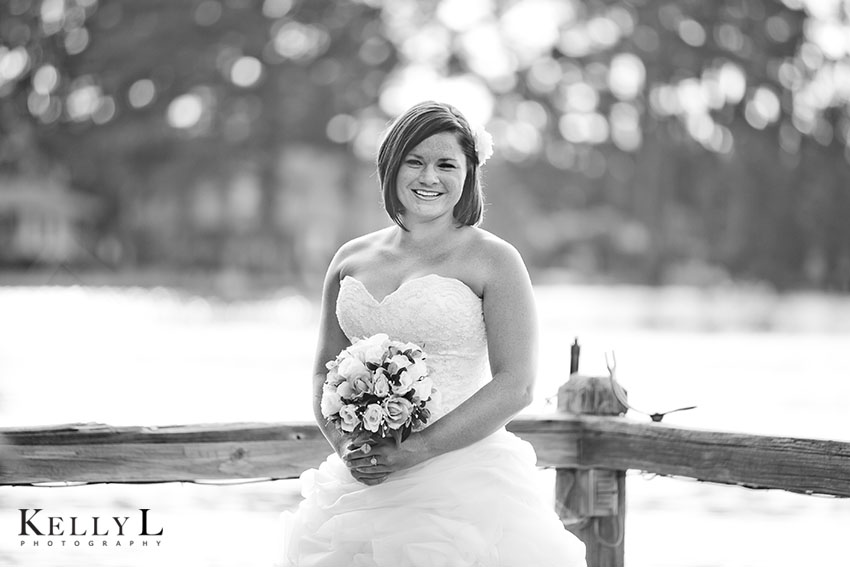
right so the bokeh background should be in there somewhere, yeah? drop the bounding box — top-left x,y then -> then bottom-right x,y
1,0 -> 850,566
2,0 -> 850,290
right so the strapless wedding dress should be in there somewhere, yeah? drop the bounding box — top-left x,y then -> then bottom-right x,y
276,274 -> 586,567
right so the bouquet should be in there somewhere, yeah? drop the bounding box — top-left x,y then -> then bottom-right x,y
320,333 -> 438,446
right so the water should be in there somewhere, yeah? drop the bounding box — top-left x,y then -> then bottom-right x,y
1,284 -> 848,566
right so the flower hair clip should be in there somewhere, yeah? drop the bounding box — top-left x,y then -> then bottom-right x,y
472,124 -> 494,166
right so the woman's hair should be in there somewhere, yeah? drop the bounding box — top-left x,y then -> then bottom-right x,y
377,101 -> 484,230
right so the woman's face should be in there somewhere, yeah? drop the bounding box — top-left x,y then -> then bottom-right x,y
395,131 -> 468,225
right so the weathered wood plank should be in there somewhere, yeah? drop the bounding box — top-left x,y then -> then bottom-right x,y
0,422 -> 331,484
0,419 -> 582,485
506,415 -> 582,468
579,416 -> 850,497
2,417 -> 850,498
0,422 -> 323,444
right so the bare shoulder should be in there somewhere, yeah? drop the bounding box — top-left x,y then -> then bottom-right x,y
464,228 -> 528,277
331,226 -> 395,277
452,228 -> 530,297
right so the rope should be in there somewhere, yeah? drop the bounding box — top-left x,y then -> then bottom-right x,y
593,515 -> 625,548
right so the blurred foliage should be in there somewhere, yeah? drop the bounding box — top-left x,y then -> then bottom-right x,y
1,0 -> 849,290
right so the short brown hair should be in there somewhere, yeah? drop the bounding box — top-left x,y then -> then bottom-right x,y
377,101 -> 484,230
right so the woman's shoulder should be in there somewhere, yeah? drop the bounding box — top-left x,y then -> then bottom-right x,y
338,227 -> 393,253
331,226 -> 395,275
463,227 -> 525,270
452,228 -> 528,295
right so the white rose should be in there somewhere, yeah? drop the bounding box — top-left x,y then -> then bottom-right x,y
373,373 -> 390,397
320,387 -> 343,418
387,354 -> 412,376
362,403 -> 383,433
392,370 -> 415,395
336,380 -> 355,400
325,367 -> 344,387
349,334 -> 389,362
472,124 -> 494,165
400,342 -> 423,356
350,373 -> 373,398
338,355 -> 370,381
365,333 -> 390,347
408,359 -> 428,381
339,404 -> 360,432
345,338 -> 367,360
412,375 -> 434,401
363,343 -> 387,366
382,396 -> 413,430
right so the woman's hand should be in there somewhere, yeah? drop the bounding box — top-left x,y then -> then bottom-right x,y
341,434 -> 430,486
341,438 -> 389,486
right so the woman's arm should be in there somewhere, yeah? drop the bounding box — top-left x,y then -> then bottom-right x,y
416,237 -> 537,452
312,239 -> 393,485
311,246 -> 354,456
346,236 -> 538,475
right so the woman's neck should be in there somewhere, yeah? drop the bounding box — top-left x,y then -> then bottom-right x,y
393,217 -> 465,255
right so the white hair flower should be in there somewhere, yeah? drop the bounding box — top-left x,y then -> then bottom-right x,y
472,124 -> 494,166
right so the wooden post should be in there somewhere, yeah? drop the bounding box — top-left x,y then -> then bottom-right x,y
557,372 -> 628,567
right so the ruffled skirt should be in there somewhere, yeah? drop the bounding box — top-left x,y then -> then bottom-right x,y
275,429 -> 586,567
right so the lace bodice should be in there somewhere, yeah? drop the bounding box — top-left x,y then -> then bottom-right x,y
336,274 -> 490,422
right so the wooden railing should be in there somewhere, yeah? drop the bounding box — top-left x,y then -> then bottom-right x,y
2,379 -> 848,566
2,417 -> 848,494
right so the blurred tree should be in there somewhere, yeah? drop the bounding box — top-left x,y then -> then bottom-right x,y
2,0 -> 849,291
0,0 -> 396,275
388,0 -> 850,290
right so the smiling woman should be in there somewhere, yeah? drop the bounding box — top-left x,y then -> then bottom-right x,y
377,101 -> 484,231
276,101 -> 588,567
395,131 -> 467,220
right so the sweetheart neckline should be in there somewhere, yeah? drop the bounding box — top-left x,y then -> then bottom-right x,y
341,274 -> 479,305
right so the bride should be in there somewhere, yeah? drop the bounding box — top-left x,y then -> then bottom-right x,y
277,101 -> 587,566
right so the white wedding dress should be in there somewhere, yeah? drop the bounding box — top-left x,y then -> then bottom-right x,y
276,274 -> 586,567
